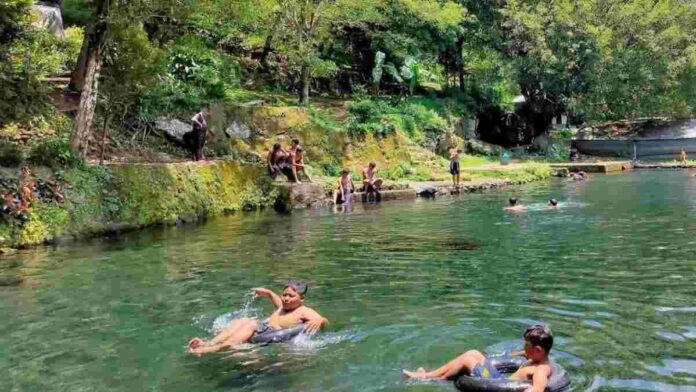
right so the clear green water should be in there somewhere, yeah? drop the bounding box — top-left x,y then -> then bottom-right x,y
1,170 -> 695,392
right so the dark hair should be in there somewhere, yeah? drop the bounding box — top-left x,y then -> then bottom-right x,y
549,198 -> 558,206
341,168 -> 350,175
272,143 -> 281,151
292,139 -> 300,145
524,325 -> 553,353
509,197 -> 517,206
369,161 -> 376,168
295,146 -> 303,152
285,280 -> 308,296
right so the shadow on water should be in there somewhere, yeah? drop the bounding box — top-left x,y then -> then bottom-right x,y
372,234 -> 479,253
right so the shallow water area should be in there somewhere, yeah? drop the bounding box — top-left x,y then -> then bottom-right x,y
1,170 -> 695,391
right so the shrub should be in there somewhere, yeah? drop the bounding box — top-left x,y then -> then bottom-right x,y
0,141 -> 24,166
28,137 -> 83,168
139,35 -> 240,119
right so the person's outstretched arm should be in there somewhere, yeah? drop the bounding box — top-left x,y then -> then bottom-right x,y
301,307 -> 328,334
254,288 -> 282,309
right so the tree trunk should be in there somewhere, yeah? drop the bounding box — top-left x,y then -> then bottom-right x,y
68,39 -> 88,92
70,41 -> 102,154
260,14 -> 282,73
259,33 -> 274,72
298,65 -> 310,105
456,34 -> 465,91
70,12 -> 107,155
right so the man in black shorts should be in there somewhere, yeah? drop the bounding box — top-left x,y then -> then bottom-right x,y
449,147 -> 461,187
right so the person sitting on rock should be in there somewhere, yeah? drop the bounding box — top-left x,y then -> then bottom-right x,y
267,143 -> 296,181
288,139 -> 312,183
187,281 -> 328,355
362,162 -> 383,201
334,168 -> 355,205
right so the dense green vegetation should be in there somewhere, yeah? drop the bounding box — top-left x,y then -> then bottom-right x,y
1,0 -> 694,154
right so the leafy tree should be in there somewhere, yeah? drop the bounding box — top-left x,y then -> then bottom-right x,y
68,0 -> 183,155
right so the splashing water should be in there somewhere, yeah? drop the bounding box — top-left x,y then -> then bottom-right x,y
195,290 -> 261,334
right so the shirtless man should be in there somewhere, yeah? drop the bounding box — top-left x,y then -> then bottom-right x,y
289,139 -> 312,183
362,162 -> 383,201
449,147 -> 461,187
188,281 -> 327,355
267,143 -> 295,181
404,325 -> 554,392
334,168 -> 355,205
504,197 -> 525,211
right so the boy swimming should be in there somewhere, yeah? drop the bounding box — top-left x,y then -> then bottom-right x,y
504,197 -> 525,211
188,281 -> 328,355
404,325 -> 554,392
548,198 -> 558,208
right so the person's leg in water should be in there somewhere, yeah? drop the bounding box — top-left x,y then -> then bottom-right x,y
403,350 -> 487,379
188,318 -> 258,354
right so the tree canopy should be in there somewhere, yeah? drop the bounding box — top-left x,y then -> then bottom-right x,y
1,0 -> 695,151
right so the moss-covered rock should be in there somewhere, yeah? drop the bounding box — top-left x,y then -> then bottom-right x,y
0,161 -> 277,248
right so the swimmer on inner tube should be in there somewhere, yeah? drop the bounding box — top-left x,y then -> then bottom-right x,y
188,281 -> 328,355
404,325 -> 554,392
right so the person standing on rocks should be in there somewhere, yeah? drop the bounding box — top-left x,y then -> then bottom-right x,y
449,147 -> 461,188
189,106 -> 213,161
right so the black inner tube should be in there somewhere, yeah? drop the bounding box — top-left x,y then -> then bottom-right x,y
454,356 -> 571,392
249,324 -> 306,344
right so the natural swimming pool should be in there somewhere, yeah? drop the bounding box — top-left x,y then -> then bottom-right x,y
1,170 -> 695,392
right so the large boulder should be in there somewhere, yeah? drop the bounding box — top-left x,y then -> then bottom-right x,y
417,186 -> 438,198
224,120 -> 252,140
464,139 -> 505,156
32,2 -> 65,38
154,120 -> 190,145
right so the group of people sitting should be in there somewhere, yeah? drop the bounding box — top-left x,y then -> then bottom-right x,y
266,138 -> 384,206
333,162 -> 383,205
267,139 -> 312,183
188,281 -> 557,392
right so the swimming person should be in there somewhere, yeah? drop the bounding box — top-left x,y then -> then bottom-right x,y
188,281 -> 328,355
403,325 -> 554,392
504,197 -> 525,211
334,168 -> 355,205
362,162 -> 383,201
548,199 -> 558,208
449,147 -> 461,187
